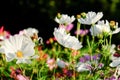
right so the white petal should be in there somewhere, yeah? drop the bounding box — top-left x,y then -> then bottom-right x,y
31,55 -> 39,59
112,28 -> 120,34
16,59 -> 31,64
22,43 -> 35,57
0,47 -> 5,53
110,60 -> 120,67
78,11 -> 103,25
5,53 -> 15,62
57,58 -> 66,68
76,63 -> 89,72
6,57 -> 14,62
91,12 -> 103,24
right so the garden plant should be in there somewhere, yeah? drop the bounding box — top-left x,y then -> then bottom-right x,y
0,11 -> 120,80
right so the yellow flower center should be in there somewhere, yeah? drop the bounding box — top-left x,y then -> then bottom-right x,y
16,51 -> 23,58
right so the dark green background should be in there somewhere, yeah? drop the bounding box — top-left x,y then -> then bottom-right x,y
0,0 -> 120,43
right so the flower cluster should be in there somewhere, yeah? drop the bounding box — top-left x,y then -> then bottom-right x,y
76,54 -> 104,73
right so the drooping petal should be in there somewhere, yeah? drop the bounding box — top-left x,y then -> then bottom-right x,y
53,27 -> 82,50
22,42 -> 35,57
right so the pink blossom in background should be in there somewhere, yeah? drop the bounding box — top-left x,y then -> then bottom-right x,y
59,24 -> 74,32
10,67 -> 30,80
46,37 -> 57,44
47,58 -> 57,70
75,29 -> 89,37
0,26 -> 11,40
65,24 -> 74,32
17,74 -> 30,80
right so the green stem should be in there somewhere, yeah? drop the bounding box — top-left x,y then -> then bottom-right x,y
109,34 -> 112,45
87,36 -> 92,54
76,22 -> 81,39
30,69 -> 34,80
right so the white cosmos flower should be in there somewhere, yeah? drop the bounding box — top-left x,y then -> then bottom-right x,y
76,62 -> 89,72
109,44 -> 120,67
55,14 -> 75,25
109,55 -> 120,67
19,27 -> 43,44
0,35 -> 36,64
56,58 -> 68,68
78,11 -> 103,25
90,20 -> 111,36
109,56 -> 120,67
109,59 -> 120,67
19,27 -> 38,38
53,27 -> 82,50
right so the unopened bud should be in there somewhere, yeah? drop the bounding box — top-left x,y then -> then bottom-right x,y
110,21 -> 116,30
81,12 -> 86,18
57,13 -> 61,19
76,14 -> 81,19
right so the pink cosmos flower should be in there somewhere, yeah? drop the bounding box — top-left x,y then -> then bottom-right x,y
16,74 -> 30,80
65,24 -> 74,32
59,24 -> 74,32
10,67 -> 30,80
0,26 -> 10,41
47,58 -> 57,70
75,29 -> 89,37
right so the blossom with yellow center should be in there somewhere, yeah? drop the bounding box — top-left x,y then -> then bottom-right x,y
19,27 -> 43,45
0,34 -> 36,64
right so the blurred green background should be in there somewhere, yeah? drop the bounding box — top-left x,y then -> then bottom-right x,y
0,0 -> 120,42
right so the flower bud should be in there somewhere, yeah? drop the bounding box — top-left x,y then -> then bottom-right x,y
76,14 -> 81,19
81,12 -> 86,18
110,20 -> 117,30
57,13 -> 61,19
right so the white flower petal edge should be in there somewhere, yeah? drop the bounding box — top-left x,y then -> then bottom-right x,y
53,27 -> 82,50
109,60 -> 120,67
76,62 -> 89,72
78,11 -> 103,25
55,14 -> 75,25
91,12 -> 103,24
56,58 -> 68,68
19,27 -> 38,37
112,28 -> 120,34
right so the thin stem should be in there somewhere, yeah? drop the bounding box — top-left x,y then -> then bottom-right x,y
76,22 -> 81,39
